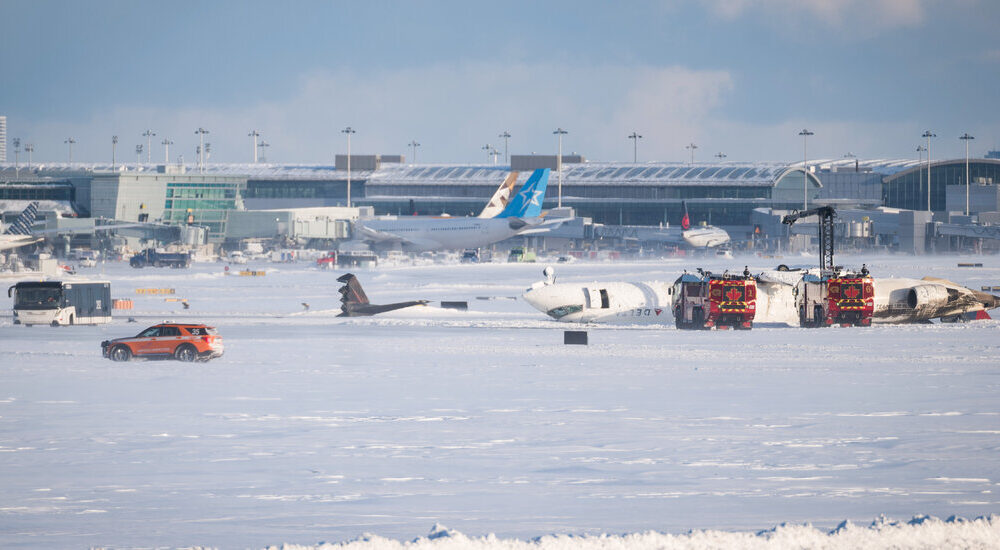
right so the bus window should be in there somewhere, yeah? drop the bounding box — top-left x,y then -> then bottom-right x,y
15,288 -> 61,308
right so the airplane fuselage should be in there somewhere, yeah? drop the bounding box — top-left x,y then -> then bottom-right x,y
359,216 -> 532,252
756,270 -> 998,325
682,226 -> 730,248
522,280 -> 674,324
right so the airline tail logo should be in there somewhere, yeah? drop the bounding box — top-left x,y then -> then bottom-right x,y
4,202 -> 39,235
497,169 -> 550,218
478,172 -> 519,218
681,200 -> 691,230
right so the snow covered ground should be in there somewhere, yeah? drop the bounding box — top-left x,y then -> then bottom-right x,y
1,254 -> 999,548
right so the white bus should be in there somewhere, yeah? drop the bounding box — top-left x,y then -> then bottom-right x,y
8,281 -> 112,326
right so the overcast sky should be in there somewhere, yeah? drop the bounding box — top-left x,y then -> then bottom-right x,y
2,0 -> 998,165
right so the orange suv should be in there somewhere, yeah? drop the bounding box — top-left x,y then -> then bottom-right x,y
101,323 -> 224,362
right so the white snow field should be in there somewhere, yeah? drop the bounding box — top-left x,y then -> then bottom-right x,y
1,254 -> 999,549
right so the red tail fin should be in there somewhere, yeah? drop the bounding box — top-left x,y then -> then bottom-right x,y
681,212 -> 690,230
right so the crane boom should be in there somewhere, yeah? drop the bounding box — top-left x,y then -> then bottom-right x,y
782,206 -> 836,270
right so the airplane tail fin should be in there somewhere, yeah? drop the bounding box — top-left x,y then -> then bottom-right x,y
477,172 -> 519,218
496,169 -> 550,219
336,273 -> 370,306
3,202 -> 40,235
681,200 -> 691,230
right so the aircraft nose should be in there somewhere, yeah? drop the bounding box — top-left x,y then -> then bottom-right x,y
522,287 -> 552,312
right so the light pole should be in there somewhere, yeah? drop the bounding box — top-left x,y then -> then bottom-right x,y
922,130 -> 935,212
142,129 -> 156,163
135,144 -> 143,169
916,145 -> 926,211
64,138 -> 76,163
554,128 -> 567,208
112,135 -> 118,167
258,141 -> 270,162
798,129 -> 814,210
960,133 -> 975,216
342,126 -> 355,208
24,144 -> 33,168
12,138 -> 20,177
715,152 -> 727,162
685,142 -> 698,165
408,140 -> 420,164
161,139 -> 173,164
249,129 -> 261,163
482,144 -> 493,164
499,131 -> 511,164
195,127 -> 209,173
843,151 -> 858,172
628,132 -> 642,163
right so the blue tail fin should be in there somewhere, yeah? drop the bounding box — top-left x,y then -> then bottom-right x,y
496,169 -> 550,218
4,202 -> 39,235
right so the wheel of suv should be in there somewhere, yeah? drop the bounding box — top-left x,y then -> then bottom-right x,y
110,345 -> 132,362
174,344 -> 197,362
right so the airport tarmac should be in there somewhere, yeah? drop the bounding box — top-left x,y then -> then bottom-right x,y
1,255 -> 998,548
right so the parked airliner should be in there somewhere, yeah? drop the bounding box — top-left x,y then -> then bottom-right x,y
0,202 -> 42,251
356,169 -> 558,252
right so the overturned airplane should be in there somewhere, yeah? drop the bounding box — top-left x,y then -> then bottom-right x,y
336,273 -> 429,317
756,268 -> 1000,324
524,266 -> 999,326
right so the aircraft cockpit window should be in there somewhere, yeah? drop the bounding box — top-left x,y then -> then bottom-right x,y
547,305 -> 583,319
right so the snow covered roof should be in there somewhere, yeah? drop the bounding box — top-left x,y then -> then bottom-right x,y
0,157 -> 971,185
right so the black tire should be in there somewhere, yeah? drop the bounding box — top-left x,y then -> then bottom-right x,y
814,305 -> 825,328
51,320 -> 60,327
174,344 -> 198,362
110,345 -> 132,362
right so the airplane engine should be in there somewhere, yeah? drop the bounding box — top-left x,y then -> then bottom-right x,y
906,284 -> 950,310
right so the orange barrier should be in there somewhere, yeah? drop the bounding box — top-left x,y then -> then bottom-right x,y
135,288 -> 176,295
238,270 -> 266,276
112,299 -> 134,310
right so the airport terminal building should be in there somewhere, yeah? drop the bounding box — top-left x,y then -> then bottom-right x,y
2,153 -> 1000,251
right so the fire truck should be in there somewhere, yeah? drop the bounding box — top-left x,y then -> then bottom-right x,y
781,206 -> 874,328
672,268 -> 757,330
797,267 -> 875,327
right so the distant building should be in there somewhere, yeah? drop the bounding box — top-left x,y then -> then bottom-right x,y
85,168 -> 246,243
6,154 -> 1000,246
882,158 -> 1000,213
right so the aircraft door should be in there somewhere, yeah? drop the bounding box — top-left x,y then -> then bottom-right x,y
585,288 -> 610,309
